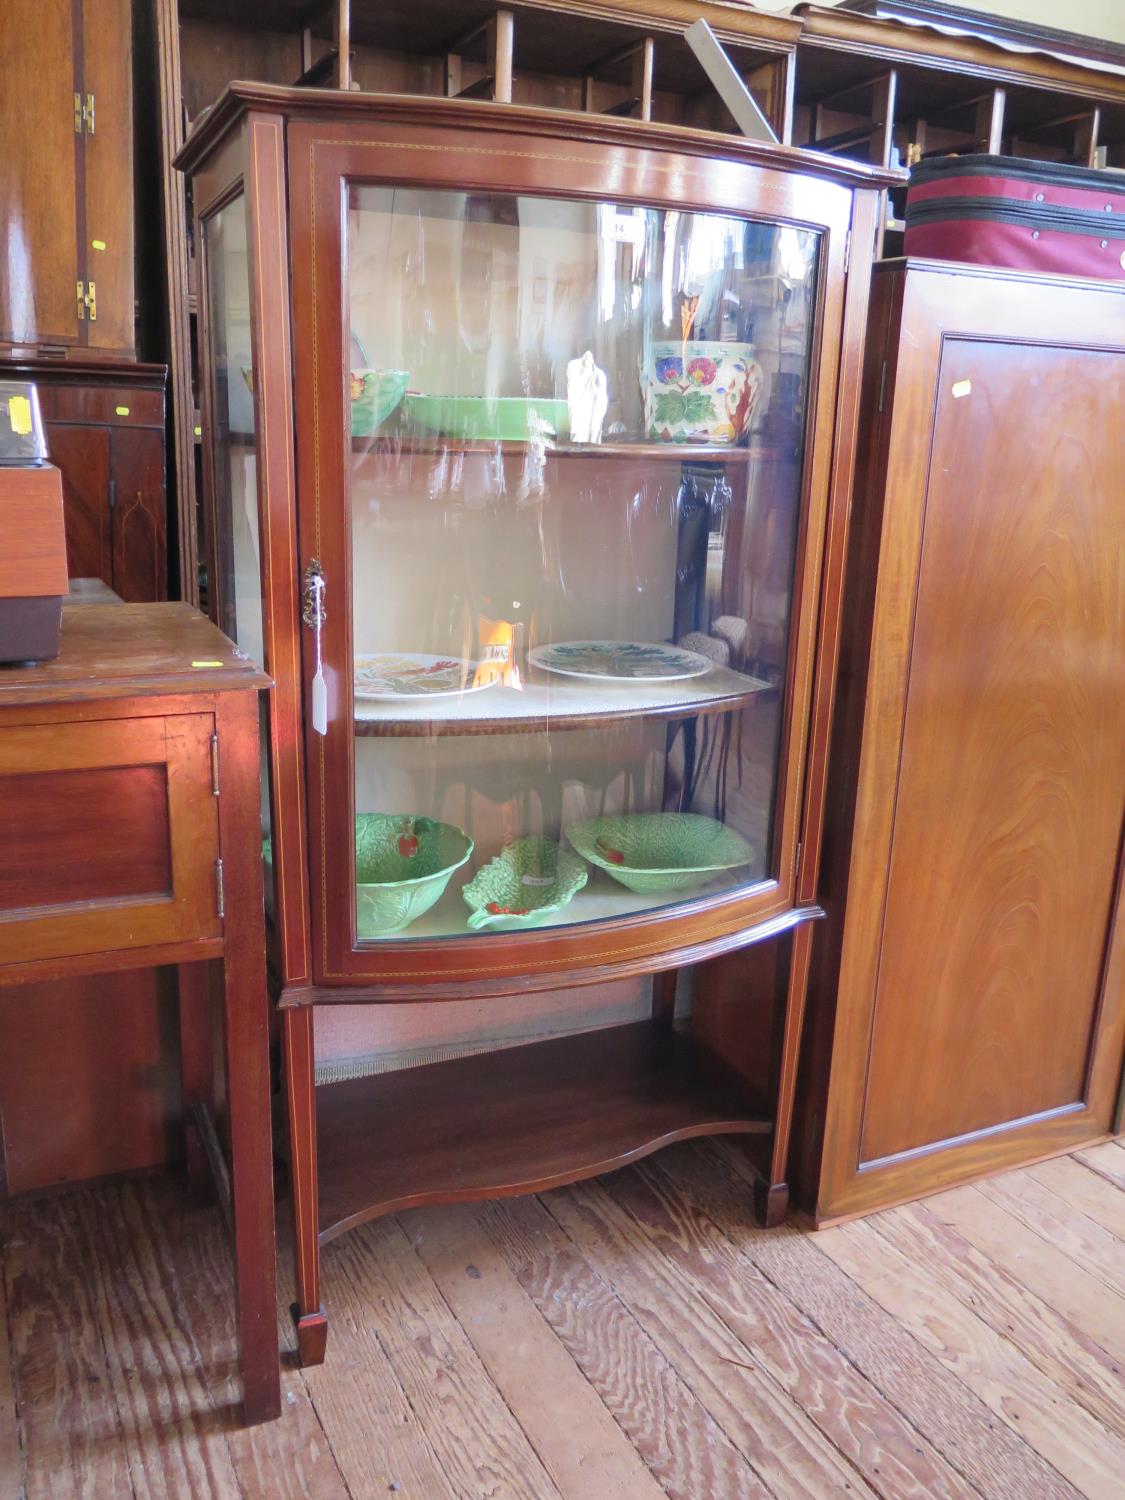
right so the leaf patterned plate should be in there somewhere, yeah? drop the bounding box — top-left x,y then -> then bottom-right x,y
527,640 -> 714,683
354,653 -> 494,700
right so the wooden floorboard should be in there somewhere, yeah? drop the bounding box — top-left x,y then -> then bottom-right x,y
1,1138 -> 1123,1500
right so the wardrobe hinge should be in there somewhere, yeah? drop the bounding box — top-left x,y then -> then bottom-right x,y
76,282 -> 97,321
210,731 -> 220,796
74,92 -> 95,133
877,360 -> 888,413
215,858 -> 225,919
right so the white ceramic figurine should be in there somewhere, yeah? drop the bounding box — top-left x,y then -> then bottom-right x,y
566,350 -> 608,444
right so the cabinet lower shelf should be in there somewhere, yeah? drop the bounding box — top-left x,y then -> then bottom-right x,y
313,1020 -> 768,1243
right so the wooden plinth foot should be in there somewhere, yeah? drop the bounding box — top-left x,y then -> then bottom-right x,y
293,1306 -> 329,1367
754,1178 -> 790,1229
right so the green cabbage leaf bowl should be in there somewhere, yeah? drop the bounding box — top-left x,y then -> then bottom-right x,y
566,813 -> 754,895
355,813 -> 472,936
351,369 -> 410,437
463,836 -> 588,930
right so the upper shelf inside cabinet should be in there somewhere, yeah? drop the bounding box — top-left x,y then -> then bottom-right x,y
353,661 -> 774,737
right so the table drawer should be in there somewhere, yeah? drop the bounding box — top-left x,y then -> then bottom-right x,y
0,714 -> 221,966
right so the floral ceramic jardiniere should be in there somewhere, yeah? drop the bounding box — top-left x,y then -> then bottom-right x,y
640,340 -> 763,445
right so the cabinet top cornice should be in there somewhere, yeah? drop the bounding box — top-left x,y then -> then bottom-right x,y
175,82 -> 904,190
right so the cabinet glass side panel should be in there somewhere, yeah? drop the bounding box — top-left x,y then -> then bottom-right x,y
345,187 -> 818,942
203,194 -> 263,670
203,193 -> 273,900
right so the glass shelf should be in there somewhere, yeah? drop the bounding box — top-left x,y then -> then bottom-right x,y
352,436 -> 760,462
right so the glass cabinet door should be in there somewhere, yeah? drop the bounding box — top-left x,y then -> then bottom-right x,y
341,187 -> 819,944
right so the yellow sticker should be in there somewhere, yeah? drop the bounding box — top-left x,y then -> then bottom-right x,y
191,660 -> 224,669
8,395 -> 32,435
951,379 -> 972,399
115,405 -> 130,416
194,425 -> 202,437
92,239 -> 106,251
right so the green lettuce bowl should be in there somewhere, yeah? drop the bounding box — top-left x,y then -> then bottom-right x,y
463,836 -> 588,930
565,813 -> 754,895
403,394 -> 569,442
355,814 -> 472,936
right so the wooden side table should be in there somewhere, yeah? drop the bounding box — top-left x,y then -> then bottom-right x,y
0,602 -> 279,1424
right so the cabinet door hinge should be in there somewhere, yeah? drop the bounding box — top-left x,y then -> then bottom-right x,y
74,92 -> 83,133
76,280 -> 85,321
843,229 -> 852,274
215,858 -> 225,919
795,839 -> 803,880
210,731 -> 220,795
84,93 -> 95,134
877,360 -> 888,413
76,282 -> 97,321
107,477 -> 116,511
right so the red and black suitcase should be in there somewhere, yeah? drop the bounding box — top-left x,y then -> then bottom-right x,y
904,154 -> 1125,279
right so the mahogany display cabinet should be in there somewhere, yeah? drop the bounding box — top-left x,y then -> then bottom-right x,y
797,259 -> 1125,1224
178,84 -> 896,1362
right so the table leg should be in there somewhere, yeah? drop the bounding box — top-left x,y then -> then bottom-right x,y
216,693 -> 281,1424
177,960 -> 215,1199
283,1005 -> 328,1366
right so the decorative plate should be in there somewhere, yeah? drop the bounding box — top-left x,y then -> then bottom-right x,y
528,640 -> 714,683
354,653 -> 493,700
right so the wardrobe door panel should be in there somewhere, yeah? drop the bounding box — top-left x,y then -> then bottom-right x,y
0,0 -> 80,347
82,0 -> 134,353
861,337 -> 1125,1163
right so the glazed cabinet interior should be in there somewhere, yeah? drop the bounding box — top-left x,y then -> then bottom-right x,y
181,87 -> 889,1353
800,259 -> 1125,1223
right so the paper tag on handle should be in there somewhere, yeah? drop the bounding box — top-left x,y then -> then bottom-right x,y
312,668 -> 328,735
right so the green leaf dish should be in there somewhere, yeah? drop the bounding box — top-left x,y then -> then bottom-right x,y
403,394 -> 570,442
355,814 -> 473,937
566,814 -> 754,895
463,837 -> 588,931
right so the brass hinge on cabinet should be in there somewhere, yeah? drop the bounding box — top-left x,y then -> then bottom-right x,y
76,281 -> 97,321
215,858 -> 225,919
73,92 -> 95,133
210,731 -> 220,796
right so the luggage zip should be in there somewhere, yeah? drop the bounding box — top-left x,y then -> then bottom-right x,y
905,195 -> 1125,239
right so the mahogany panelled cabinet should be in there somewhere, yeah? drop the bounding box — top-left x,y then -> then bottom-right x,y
799,259 -> 1125,1224
177,84 -> 896,1363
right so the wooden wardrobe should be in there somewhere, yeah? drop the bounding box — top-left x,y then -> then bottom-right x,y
800,258 -> 1125,1223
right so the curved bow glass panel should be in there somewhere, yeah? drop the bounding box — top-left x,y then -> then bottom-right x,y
344,186 -> 819,941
